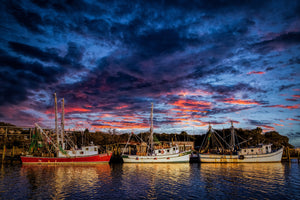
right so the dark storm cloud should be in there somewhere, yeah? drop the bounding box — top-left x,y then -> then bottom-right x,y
0,50 -> 67,106
287,132 -> 300,137
248,119 -> 271,127
253,32 -> 300,54
160,0 -> 267,11
207,106 -> 253,116
288,57 -> 300,65
9,41 -> 84,69
133,29 -> 187,57
6,0 -> 44,33
204,83 -> 265,96
279,84 -> 298,92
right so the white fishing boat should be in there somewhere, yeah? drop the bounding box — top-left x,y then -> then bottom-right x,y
198,122 -> 283,163
122,103 -> 191,163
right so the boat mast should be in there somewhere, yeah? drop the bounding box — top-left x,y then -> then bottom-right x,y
61,98 -> 65,149
230,121 -> 235,151
150,103 -> 154,152
54,93 -> 59,147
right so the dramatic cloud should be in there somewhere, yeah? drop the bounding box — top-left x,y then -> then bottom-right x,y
0,0 -> 299,146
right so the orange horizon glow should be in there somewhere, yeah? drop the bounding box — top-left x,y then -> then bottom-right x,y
170,99 -> 211,113
65,107 -> 91,113
260,125 -> 275,132
219,98 -> 261,105
247,71 -> 265,75
287,118 -> 300,122
273,123 -> 284,126
115,105 -> 129,109
266,104 -> 300,109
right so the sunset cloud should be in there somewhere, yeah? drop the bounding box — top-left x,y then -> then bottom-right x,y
0,0 -> 299,146
218,98 -> 262,105
273,123 -> 284,126
247,71 -> 266,75
264,104 -> 300,109
287,118 -> 300,122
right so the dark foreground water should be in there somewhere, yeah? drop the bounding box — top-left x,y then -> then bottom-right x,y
0,162 -> 299,200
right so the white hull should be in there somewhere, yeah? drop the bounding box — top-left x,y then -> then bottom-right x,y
199,148 -> 283,163
122,152 -> 190,163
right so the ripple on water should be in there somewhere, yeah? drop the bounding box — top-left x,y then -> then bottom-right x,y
0,162 -> 299,199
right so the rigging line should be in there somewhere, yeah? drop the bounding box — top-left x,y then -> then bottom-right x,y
212,129 -> 231,148
133,133 -> 151,150
122,133 -> 133,155
235,134 -> 240,148
236,134 -> 248,142
199,129 -> 208,151
212,131 -> 225,150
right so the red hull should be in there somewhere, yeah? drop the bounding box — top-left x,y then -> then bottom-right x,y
21,153 -> 112,164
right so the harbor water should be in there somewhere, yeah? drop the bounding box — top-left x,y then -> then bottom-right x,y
0,162 -> 299,199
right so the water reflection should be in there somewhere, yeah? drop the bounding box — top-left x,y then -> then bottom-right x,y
0,163 -> 298,199
197,163 -> 286,199
20,164 -> 112,199
120,164 -> 192,199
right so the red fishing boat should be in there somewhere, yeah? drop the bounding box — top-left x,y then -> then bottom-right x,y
21,148 -> 112,164
21,94 -> 112,164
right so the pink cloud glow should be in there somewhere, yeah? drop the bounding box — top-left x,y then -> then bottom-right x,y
247,71 -> 265,75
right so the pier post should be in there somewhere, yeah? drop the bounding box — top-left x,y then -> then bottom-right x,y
2,128 -> 7,162
287,147 -> 290,162
2,145 -> 5,162
12,146 -> 15,157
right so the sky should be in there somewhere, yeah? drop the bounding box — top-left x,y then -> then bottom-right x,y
0,0 -> 300,146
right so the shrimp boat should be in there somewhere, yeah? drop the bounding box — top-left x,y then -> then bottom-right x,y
21,93 -> 112,164
122,103 -> 191,163
198,122 -> 283,163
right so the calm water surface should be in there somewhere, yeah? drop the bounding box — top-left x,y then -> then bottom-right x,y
0,162 -> 299,199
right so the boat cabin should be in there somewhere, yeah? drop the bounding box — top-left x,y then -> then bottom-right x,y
154,145 -> 180,155
238,144 -> 272,155
58,145 -> 99,157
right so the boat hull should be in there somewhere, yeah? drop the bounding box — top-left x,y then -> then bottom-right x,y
122,152 -> 190,163
199,148 -> 283,163
21,153 -> 112,164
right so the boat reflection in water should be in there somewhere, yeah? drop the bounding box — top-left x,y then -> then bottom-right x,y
10,162 -> 298,199
119,163 -> 295,200
120,163 -> 193,199
20,164 -> 112,199
196,163 -> 287,199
